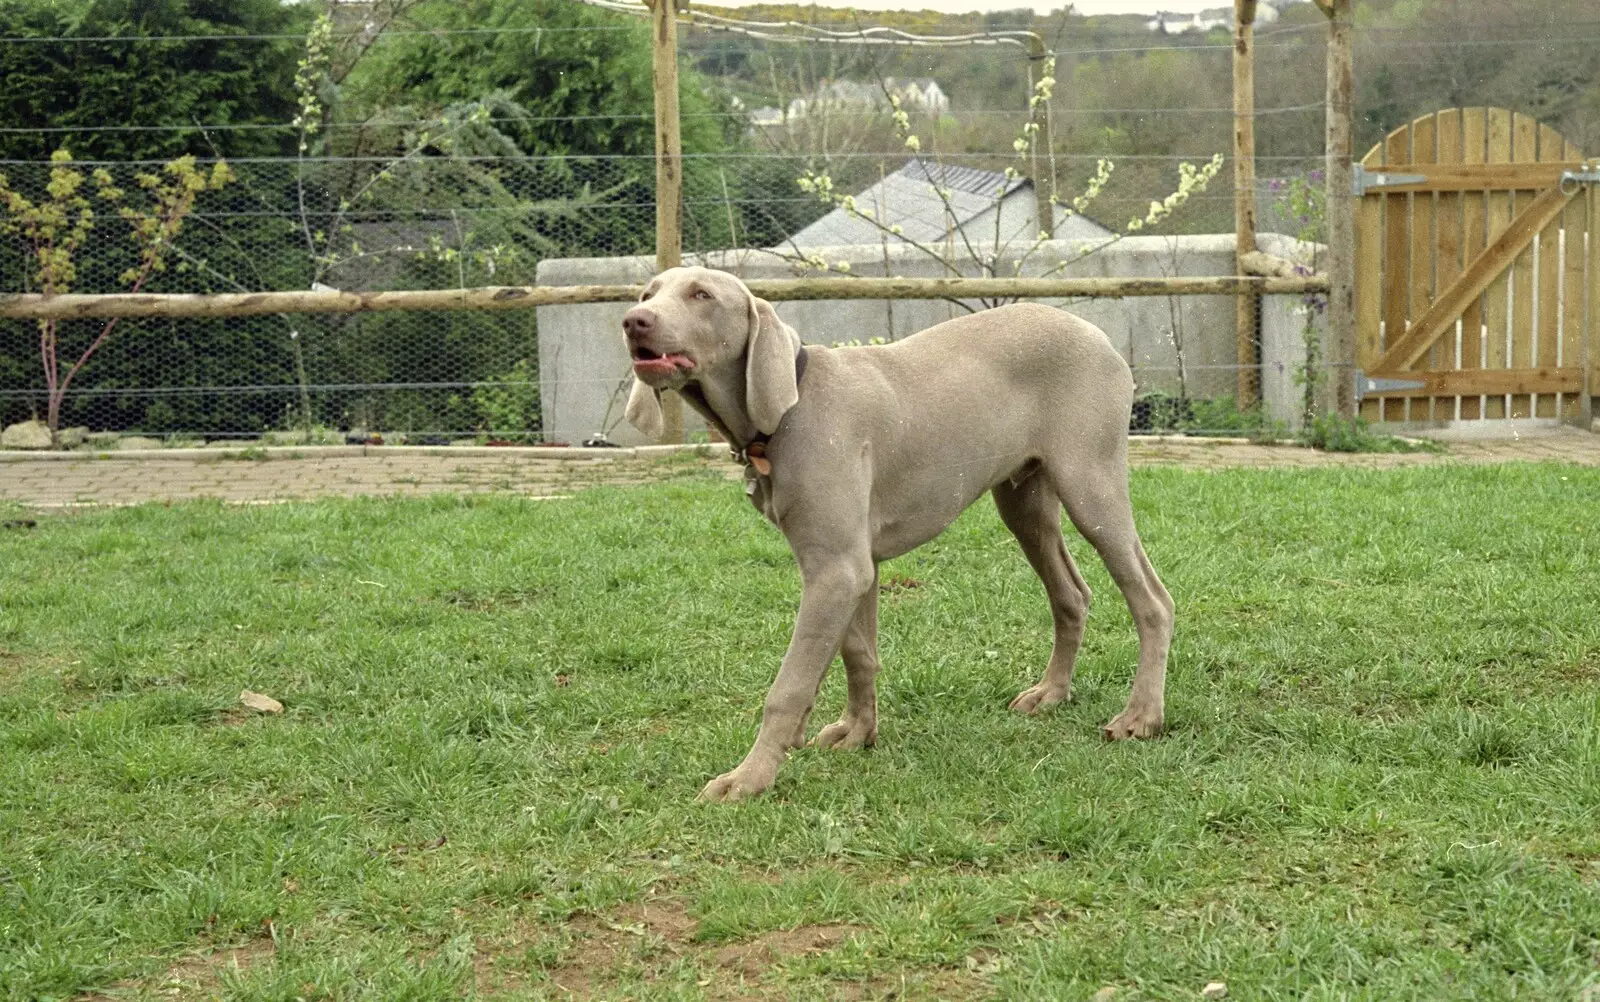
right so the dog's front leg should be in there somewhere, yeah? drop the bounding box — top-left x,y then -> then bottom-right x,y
699,552 -> 875,802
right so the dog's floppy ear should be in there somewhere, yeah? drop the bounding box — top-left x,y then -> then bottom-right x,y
745,295 -> 802,435
624,377 -> 664,440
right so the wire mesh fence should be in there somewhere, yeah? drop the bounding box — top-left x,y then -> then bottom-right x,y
0,148 -> 1322,442
0,3 -> 1340,445
5,0 -> 1596,446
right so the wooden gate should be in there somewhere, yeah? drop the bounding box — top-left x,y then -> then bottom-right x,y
1353,108 -> 1598,423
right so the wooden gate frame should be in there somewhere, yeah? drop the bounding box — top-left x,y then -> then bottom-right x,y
1354,108 -> 1598,422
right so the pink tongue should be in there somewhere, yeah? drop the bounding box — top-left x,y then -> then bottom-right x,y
632,354 -> 693,377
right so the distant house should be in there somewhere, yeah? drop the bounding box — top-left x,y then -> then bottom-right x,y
888,78 -> 950,115
787,78 -> 949,120
1146,4 -> 1279,32
748,106 -> 786,127
784,160 -> 1113,252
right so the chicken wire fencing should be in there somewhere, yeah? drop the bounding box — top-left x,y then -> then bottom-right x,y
0,148 -> 1322,444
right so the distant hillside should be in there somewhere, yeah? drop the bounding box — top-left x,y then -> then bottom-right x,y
685,0 -> 1600,158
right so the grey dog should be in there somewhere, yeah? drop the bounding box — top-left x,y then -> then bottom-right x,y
622,267 -> 1174,801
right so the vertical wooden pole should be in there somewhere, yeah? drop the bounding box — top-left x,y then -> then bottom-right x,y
1028,36 -> 1056,241
1588,178 -> 1598,423
1232,0 -> 1259,409
1322,0 -> 1356,418
650,0 -> 685,441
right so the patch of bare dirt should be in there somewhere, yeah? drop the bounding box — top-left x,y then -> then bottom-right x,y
77,939 -> 274,1001
878,575 -> 923,596
0,649 -> 23,687
476,897 -> 984,1001
0,648 -> 81,696
710,923 -> 858,980
1552,657 -> 1600,684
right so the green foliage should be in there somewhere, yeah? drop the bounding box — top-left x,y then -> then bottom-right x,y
343,0 -> 734,159
1299,414 -> 1439,453
1277,174 -> 1327,246
471,357 -> 541,439
0,0 -> 308,162
1185,396 -> 1285,439
0,150 -> 234,442
1135,393 -> 1282,439
342,0 -> 740,260
1269,173 -> 1329,426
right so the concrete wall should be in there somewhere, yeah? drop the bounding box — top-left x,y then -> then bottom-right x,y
535,232 -> 1326,445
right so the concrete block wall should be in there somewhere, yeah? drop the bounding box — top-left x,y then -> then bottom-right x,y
535,233 -> 1327,445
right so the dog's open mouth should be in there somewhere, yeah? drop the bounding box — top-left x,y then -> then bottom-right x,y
631,347 -> 695,378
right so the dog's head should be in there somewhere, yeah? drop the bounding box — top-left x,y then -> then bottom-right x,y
622,267 -> 802,440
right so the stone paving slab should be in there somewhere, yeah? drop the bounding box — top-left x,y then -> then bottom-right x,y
2,429 -> 1597,508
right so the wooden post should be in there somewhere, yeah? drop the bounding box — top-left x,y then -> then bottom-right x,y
1588,179 -> 1598,423
1319,0 -> 1356,418
1232,0 -> 1259,408
649,0 -> 685,442
1028,35 -> 1056,241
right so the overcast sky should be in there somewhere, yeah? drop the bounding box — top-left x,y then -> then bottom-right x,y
707,0 -> 1220,14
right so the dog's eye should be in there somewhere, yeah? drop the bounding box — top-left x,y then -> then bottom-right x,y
639,290 -> 653,302
693,290 -> 711,301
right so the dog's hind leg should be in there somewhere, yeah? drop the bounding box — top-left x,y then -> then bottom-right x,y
996,472 -> 1092,715
1050,460 -> 1173,740
813,572 -> 881,750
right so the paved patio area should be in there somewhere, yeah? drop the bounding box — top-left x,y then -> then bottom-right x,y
2,428 -> 1598,508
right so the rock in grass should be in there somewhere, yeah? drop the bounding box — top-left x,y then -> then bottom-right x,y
1201,982 -> 1227,999
2,420 -> 54,449
1089,988 -> 1119,1002
239,690 -> 284,714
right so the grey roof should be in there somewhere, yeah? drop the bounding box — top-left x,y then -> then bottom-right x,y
788,160 -> 1026,248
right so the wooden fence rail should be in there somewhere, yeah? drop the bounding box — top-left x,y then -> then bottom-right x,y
0,275 -> 1329,321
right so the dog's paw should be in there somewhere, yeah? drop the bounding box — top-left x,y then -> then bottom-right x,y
1008,683 -> 1071,715
811,716 -> 876,751
697,766 -> 776,803
1102,704 -> 1163,741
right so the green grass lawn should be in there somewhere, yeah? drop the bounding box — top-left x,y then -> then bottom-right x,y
3,463 -> 1599,1001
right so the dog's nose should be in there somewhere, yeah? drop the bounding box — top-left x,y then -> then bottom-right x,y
622,308 -> 656,341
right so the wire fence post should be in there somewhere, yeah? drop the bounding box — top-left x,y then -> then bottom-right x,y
1027,35 -> 1055,242
1588,180 -> 1598,425
650,0 -> 685,442
1232,0 -> 1260,410
1320,0 -> 1356,419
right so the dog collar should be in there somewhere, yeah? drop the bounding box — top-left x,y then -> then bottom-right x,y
732,347 -> 809,476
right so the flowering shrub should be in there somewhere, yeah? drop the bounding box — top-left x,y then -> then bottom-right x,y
783,57 -> 1225,312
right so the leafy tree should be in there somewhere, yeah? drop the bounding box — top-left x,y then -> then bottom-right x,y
0,0 -> 310,162
343,0 -> 735,159
341,0 -> 742,258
